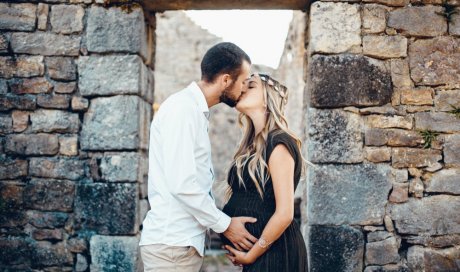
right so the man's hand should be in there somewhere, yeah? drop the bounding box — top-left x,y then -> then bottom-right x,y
223,217 -> 258,251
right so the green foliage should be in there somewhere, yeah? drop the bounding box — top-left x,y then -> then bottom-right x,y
447,104 -> 460,118
418,129 -> 440,149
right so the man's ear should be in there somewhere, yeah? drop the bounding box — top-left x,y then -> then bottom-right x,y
220,74 -> 233,89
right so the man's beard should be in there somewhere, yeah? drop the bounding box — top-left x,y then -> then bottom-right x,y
219,86 -> 239,108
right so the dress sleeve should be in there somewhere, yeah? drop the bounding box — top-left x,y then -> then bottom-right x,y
266,131 -> 300,164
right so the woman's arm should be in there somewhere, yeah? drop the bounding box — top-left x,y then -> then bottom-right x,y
225,144 -> 295,265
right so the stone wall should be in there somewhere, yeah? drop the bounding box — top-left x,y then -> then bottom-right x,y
305,0 -> 460,271
0,2 -> 153,271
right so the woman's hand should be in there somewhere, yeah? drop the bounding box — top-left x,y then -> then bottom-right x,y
224,245 -> 255,266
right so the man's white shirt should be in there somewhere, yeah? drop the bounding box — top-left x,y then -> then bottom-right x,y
139,82 -> 231,256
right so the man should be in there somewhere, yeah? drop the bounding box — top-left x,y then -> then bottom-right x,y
139,42 -> 257,271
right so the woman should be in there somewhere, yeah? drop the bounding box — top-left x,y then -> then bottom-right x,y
220,73 -> 308,271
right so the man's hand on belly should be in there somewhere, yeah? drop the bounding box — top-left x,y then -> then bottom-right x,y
222,217 -> 258,251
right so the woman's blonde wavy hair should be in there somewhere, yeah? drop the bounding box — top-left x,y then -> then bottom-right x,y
227,73 -> 307,199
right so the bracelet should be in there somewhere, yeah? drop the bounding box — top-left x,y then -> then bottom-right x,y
257,237 -> 272,249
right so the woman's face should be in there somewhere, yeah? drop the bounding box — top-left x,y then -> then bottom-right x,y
236,75 -> 265,114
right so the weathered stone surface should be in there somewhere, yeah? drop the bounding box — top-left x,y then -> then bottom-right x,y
76,254 -> 88,272
53,81 -> 76,94
0,158 -> 27,179
308,164 -> 392,225
387,129 -> 424,147
309,225 -> 364,272
32,229 -> 63,241
388,6 -> 447,37
366,115 -> 413,129
78,55 -> 150,97
435,90 -> 460,112
37,3 -> 48,31
59,136 -> 78,156
390,59 -> 412,89
392,168 -> 408,183
0,3 -> 36,31
409,37 -> 460,86
444,134 -> 460,167
75,183 -> 138,234
50,4 -> 84,34
366,237 -> 400,265
0,237 -> 33,266
71,96 -> 88,111
27,211 -> 68,228
0,94 -> 36,111
0,78 -> 7,94
0,34 -> 7,54
407,234 -> 460,248
450,8 -> 460,36
86,6 -> 148,59
309,2 -> 361,54
100,152 -> 145,182
389,195 -> 460,235
29,157 -> 84,180
307,108 -> 363,163
359,104 -> 403,116
45,57 -> 77,81
363,35 -> 407,59
37,94 -> 70,109
24,178 -> 75,211
30,109 -> 79,133
415,112 -> 460,133
400,88 -> 433,105
392,148 -> 442,168
9,77 -> 53,95
0,56 -> 45,78
309,54 -> 392,107
11,32 -> 81,56
365,146 -> 391,162
0,113 -> 13,134
81,95 -> 151,150
32,241 -> 73,267
5,134 -> 59,155
407,246 -> 460,271
389,182 -> 409,203
90,235 -> 140,271
362,4 -> 389,34
67,238 -> 87,253
368,231 -> 392,243
0,182 -> 24,211
363,0 -> 409,6
425,168 -> 460,195
12,111 -> 28,132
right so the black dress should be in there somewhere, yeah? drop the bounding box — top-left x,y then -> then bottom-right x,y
220,130 -> 308,272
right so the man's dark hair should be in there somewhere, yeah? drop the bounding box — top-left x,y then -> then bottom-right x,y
201,42 -> 251,83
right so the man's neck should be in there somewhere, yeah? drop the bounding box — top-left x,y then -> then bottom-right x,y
197,80 -> 221,108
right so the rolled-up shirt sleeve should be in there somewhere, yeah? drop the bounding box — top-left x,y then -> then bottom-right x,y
160,103 -> 231,233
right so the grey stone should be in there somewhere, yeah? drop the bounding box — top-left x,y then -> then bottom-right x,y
53,81 -> 76,94
407,234 -> 460,248
0,33 -> 8,54
37,94 -> 71,109
11,32 -> 81,56
0,3 -> 37,31
81,96 -> 151,151
9,77 -> 53,95
78,55 -> 150,99
435,90 -> 460,112
409,37 -> 460,86
363,35 -> 407,59
32,241 -> 73,267
86,6 -> 148,59
309,225 -> 364,272
415,112 -> 460,133
30,109 -> 79,133
75,253 -> 88,272
90,235 -> 140,271
451,8 -> 460,36
308,163 -> 392,225
0,79 -> 7,94
0,114 -> 13,134
50,4 -> 84,34
389,195 -> 460,235
37,3 -> 48,31
364,264 -> 410,272
425,168 -> 460,194
0,55 -> 45,79
75,183 -> 138,235
0,94 -> 36,111
362,4 -> 389,34
390,58 -> 412,89
368,231 -> 393,242
0,158 -> 27,179
392,148 -> 442,168
5,133 -> 59,155
45,57 -> 77,80
0,236 -> 33,266
71,96 -> 89,111
309,54 -> 392,108
445,134 -> 460,167
407,246 -> 460,271
0,182 -> 24,211
388,6 -> 447,37
29,157 -> 85,181
24,178 -> 75,212
100,152 -> 146,182
32,228 -> 63,241
26,211 -> 68,228
365,237 -> 400,265
307,108 -> 363,163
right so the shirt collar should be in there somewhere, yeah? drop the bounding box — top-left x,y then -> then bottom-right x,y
188,81 -> 210,118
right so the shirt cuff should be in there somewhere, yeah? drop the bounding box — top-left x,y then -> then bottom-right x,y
209,212 -> 231,233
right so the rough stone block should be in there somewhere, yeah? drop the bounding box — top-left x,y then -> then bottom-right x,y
11,32 -> 81,56
309,54 -> 392,108
0,182 -> 24,211
309,225 -> 364,272
29,157 -> 85,180
309,2 -> 361,54
362,4 -> 389,34
24,178 -> 75,212
0,94 -> 36,111
75,183 -> 138,234
100,152 -> 146,182
444,134 -> 460,167
425,168 -> 460,195
435,90 -> 460,112
37,94 -> 70,109
26,211 -> 68,228
37,3 -> 48,31
390,59 -> 412,89
407,245 -> 460,271
0,158 -> 27,179
363,0 -> 409,6
53,81 -> 76,94
364,146 -> 391,162
86,6 -> 148,59
5,133 -> 59,155
45,57 -> 77,81
32,241 -> 73,267
0,56 -> 45,79
389,182 -> 409,203
30,109 -> 79,133
415,112 -> 460,133
9,77 -> 53,95
363,35 -> 407,59
307,108 -> 363,163
386,129 -> 424,147
81,95 -> 151,150
32,228 -> 63,241
392,148 -> 442,168
50,4 -> 84,34
400,88 -> 433,105
0,236 -> 33,266
90,235 -> 140,271
12,111 -> 29,132
409,37 -> 460,86
0,114 -> 13,134
71,96 -> 88,111
389,195 -> 460,235
365,237 -> 400,265
366,115 -> 412,129
59,135 -> 78,156
0,34 -> 7,54
388,6 -> 447,37
0,3 -> 36,31
308,163 -> 392,225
